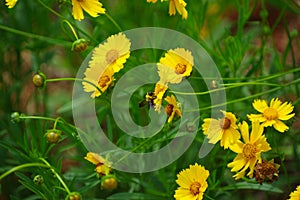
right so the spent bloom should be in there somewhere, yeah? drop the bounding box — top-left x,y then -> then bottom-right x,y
202,111 -> 240,149
174,163 -> 209,200
247,98 -> 295,132
227,121 -> 271,180
159,48 -> 194,83
5,0 -> 17,8
254,159 -> 279,185
164,95 -> 182,123
72,0 -> 105,21
84,152 -> 111,176
288,185 -> 300,200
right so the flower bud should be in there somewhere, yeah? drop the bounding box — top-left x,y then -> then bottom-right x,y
72,39 -> 89,52
33,175 -> 44,185
11,112 -> 21,123
32,72 -> 46,88
45,129 -> 61,143
65,192 -> 81,200
102,175 -> 118,190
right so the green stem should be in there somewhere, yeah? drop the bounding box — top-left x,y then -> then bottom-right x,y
0,24 -> 72,47
62,20 -> 79,40
0,163 -> 48,180
53,117 -> 62,130
105,13 -> 123,32
45,77 -> 102,96
39,158 -> 71,195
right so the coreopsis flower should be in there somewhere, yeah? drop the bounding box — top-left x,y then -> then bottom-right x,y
169,0 -> 188,19
89,33 -> 131,73
255,159 -> 279,184
84,152 -> 111,176
5,0 -> 17,8
82,65 -> 115,98
202,111 -> 240,149
247,98 -> 295,132
157,63 -> 182,84
288,185 -> 300,200
159,48 -> 193,83
227,121 -> 271,180
174,163 -> 209,200
153,82 -> 168,112
72,0 -> 105,21
164,95 -> 182,123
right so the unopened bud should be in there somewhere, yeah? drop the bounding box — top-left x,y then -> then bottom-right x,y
72,39 -> 89,52
32,72 -> 46,88
102,175 -> 118,190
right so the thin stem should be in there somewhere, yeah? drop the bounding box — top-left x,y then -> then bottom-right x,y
62,20 -> 79,40
0,24 -> 72,47
105,13 -> 123,32
45,77 -> 102,96
53,117 -> 63,130
39,158 -> 71,195
0,163 -> 48,180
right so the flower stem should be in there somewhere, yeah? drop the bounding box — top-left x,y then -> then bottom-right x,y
45,77 -> 102,96
0,163 -> 48,180
39,158 -> 71,195
105,13 -> 123,32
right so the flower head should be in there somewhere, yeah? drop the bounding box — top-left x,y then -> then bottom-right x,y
254,159 -> 279,184
169,0 -> 188,19
72,0 -> 105,21
5,0 -> 17,8
83,65 -> 114,98
164,95 -> 182,123
85,152 -> 111,176
227,121 -> 271,180
289,185 -> 300,200
159,48 -> 193,83
247,98 -> 295,132
174,163 -> 209,200
89,33 -> 131,73
153,82 -> 168,112
202,111 -> 240,149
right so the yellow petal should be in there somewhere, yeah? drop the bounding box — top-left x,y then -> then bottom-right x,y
273,120 -> 289,132
253,99 -> 268,113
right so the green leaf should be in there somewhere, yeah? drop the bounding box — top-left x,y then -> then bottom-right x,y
221,182 -> 283,193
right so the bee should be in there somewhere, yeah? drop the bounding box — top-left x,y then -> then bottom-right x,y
139,92 -> 156,109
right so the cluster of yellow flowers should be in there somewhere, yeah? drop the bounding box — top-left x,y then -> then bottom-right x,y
174,98 -> 295,200
82,33 -> 131,98
6,0 -> 188,21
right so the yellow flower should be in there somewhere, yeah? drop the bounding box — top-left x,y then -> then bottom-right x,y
72,0 -> 105,21
157,63 -> 182,84
83,65 -> 114,98
84,152 -> 111,176
169,0 -> 188,19
5,0 -> 17,8
247,98 -> 295,132
147,0 -> 158,2
202,111 -> 240,149
289,185 -> 300,200
153,82 -> 168,112
89,33 -> 131,73
164,95 -> 182,123
174,163 -> 209,200
159,48 -> 193,83
227,121 -> 271,180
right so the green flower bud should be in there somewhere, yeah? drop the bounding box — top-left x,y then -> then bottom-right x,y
101,175 -> 118,190
11,112 -> 21,123
33,175 -> 44,185
65,192 -> 81,200
45,129 -> 61,143
72,39 -> 89,52
32,72 -> 46,88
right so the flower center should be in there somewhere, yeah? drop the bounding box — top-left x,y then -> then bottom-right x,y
76,0 -> 85,2
190,181 -> 201,196
98,75 -> 110,88
165,104 -> 174,116
263,108 -> 278,120
219,117 -> 231,129
175,63 -> 187,74
243,144 -> 257,160
106,49 -> 119,64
